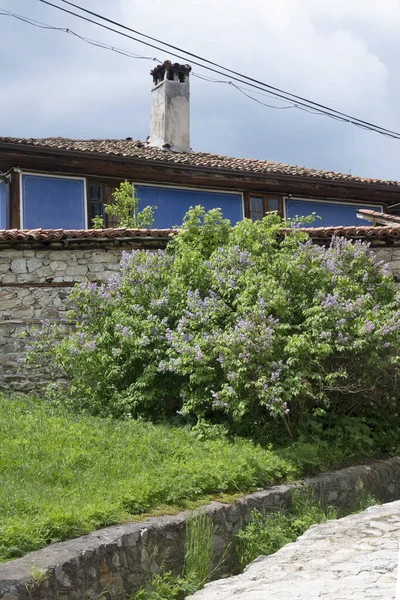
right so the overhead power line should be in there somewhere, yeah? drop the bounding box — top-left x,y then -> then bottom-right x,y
0,9 -> 160,61
33,0 -> 400,140
0,9 -> 298,112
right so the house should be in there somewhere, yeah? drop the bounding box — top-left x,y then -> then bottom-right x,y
0,60 -> 400,232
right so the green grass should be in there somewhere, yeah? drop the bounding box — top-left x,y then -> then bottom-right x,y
235,488 -> 339,570
235,485 -> 379,570
130,511 -> 219,600
0,396 -> 295,562
129,486 -> 380,599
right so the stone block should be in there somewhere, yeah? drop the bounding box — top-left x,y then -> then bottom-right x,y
88,264 -> 106,273
27,258 -> 43,272
65,265 -> 88,276
11,258 -> 27,274
50,261 -> 68,272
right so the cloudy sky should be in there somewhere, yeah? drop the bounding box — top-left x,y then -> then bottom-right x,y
1,0 -> 400,181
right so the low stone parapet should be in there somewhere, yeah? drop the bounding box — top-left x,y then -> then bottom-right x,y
1,456 -> 400,600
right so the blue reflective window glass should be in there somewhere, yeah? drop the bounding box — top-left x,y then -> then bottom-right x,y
285,199 -> 382,227
135,185 -> 243,228
22,175 -> 86,229
0,182 -> 6,229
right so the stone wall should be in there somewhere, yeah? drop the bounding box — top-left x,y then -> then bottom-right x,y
1,242 -> 400,393
373,246 -> 400,277
0,456 -> 400,600
0,241 -> 163,392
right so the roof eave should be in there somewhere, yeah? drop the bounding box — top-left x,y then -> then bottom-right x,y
1,142 -> 400,197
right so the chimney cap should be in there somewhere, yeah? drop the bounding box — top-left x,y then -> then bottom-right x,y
150,60 -> 192,80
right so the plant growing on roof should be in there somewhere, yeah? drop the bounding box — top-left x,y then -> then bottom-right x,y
28,206 -> 400,441
92,180 -> 156,229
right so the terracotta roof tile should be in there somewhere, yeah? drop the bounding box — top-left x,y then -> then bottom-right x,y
0,228 -> 175,242
356,209 -> 400,225
1,136 -> 400,187
281,224 -> 400,239
1,225 -> 400,244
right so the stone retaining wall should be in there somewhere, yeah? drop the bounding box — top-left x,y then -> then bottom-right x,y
1,456 -> 400,600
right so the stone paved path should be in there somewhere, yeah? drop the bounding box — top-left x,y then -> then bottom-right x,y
187,500 -> 400,599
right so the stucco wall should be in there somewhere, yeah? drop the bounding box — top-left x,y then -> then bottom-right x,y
0,456 -> 400,600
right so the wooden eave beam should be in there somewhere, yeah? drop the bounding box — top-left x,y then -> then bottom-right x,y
1,143 -> 400,205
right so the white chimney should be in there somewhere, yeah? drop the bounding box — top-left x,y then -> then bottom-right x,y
148,61 -> 192,152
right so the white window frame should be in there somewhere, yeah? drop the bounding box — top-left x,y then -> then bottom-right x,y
282,196 -> 384,220
20,171 -> 88,229
133,182 -> 245,221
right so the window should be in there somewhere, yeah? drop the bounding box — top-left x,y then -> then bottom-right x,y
135,185 -> 243,228
285,198 -> 383,227
87,182 -> 120,227
246,194 -> 283,220
21,174 -> 86,229
0,181 -> 7,229
89,184 -> 104,219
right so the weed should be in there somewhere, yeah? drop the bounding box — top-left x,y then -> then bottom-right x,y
130,511 -> 222,600
353,483 -> 380,512
26,565 -> 49,597
235,487 -> 339,570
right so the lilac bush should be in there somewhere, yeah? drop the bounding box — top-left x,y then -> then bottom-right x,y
27,207 -> 400,439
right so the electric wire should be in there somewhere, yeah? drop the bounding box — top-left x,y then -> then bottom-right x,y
34,0 -> 400,138
0,9 -> 298,112
0,9 -> 159,61
52,0 -> 400,139
5,1 -> 400,138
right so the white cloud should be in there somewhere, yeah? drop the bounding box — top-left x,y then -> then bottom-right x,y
0,0 -> 399,179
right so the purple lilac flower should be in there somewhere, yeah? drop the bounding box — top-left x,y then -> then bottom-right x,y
84,341 -> 96,351
321,294 -> 338,309
98,285 -> 111,300
194,346 -> 204,361
363,320 -> 375,333
320,331 -> 332,340
213,400 -> 228,408
270,370 -> 281,382
115,324 -> 133,338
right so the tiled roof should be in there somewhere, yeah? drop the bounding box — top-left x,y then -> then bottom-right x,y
356,209 -> 400,226
1,225 -> 400,244
1,136 -> 400,187
0,228 -> 175,242
281,224 -> 400,239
